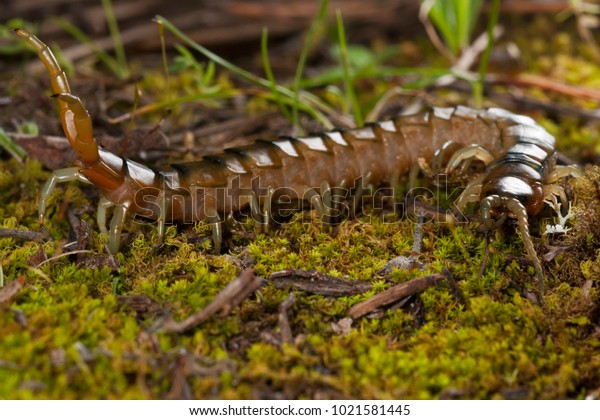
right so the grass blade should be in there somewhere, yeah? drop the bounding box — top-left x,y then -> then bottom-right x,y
261,28 -> 292,122
155,15 -> 336,129
101,0 -> 128,79
53,17 -> 121,77
291,0 -> 330,127
336,10 -> 363,127
0,128 -> 26,163
427,0 -> 484,57
474,0 -> 500,107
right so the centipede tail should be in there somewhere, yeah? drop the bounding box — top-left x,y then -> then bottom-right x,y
17,30 -> 581,296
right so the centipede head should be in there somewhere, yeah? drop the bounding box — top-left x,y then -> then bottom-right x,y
481,177 -> 546,219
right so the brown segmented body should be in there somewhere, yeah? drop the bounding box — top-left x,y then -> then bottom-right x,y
124,106 -> 535,218
15,28 -> 580,295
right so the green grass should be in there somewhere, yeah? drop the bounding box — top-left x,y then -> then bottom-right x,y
51,0 -> 130,81
0,129 -> 26,163
426,0 -> 484,56
155,15 -> 338,130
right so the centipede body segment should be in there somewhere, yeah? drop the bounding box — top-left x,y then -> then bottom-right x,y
14,28 -> 581,295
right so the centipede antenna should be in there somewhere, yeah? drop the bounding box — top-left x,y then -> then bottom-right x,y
506,198 -> 546,298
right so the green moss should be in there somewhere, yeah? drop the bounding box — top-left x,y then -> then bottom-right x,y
238,293 -> 598,399
1,15 -> 600,399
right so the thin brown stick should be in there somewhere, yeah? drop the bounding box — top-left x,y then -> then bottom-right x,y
348,274 -> 443,319
486,73 -> 600,101
442,267 -> 466,306
495,1 -> 571,14
161,268 -> 263,333
270,269 -> 372,296
0,228 -> 50,243
278,292 -> 297,345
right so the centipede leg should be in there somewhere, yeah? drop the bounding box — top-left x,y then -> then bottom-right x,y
156,190 -> 169,242
207,211 -> 223,253
389,169 -> 400,201
543,184 -> 568,212
97,197 -> 114,234
261,187 -> 274,232
39,167 -> 92,225
408,163 -> 420,192
306,188 -> 326,221
320,181 -> 335,224
454,175 -> 484,210
305,183 -> 337,224
446,145 -> 494,174
246,192 -> 261,223
480,195 -> 504,231
108,204 -> 128,254
546,165 -> 583,184
351,177 -> 365,216
430,141 -> 463,174
542,165 -> 581,216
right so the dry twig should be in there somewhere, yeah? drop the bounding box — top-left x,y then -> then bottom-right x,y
0,228 -> 50,243
278,292 -> 297,345
487,73 -> 600,101
160,268 -> 264,333
348,274 -> 443,319
270,269 -> 372,296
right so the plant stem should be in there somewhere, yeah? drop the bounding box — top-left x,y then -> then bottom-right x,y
474,0 -> 500,107
101,0 -> 128,79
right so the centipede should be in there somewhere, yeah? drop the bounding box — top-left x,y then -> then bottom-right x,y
15,28 -> 581,295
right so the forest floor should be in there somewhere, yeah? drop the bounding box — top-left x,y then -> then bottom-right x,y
0,0 -> 599,399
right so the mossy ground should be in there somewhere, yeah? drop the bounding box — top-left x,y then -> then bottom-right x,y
1,16 -> 600,399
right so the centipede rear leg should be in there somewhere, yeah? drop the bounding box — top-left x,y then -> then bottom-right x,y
108,204 -> 129,254
39,167 -> 93,225
96,197 -> 113,234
